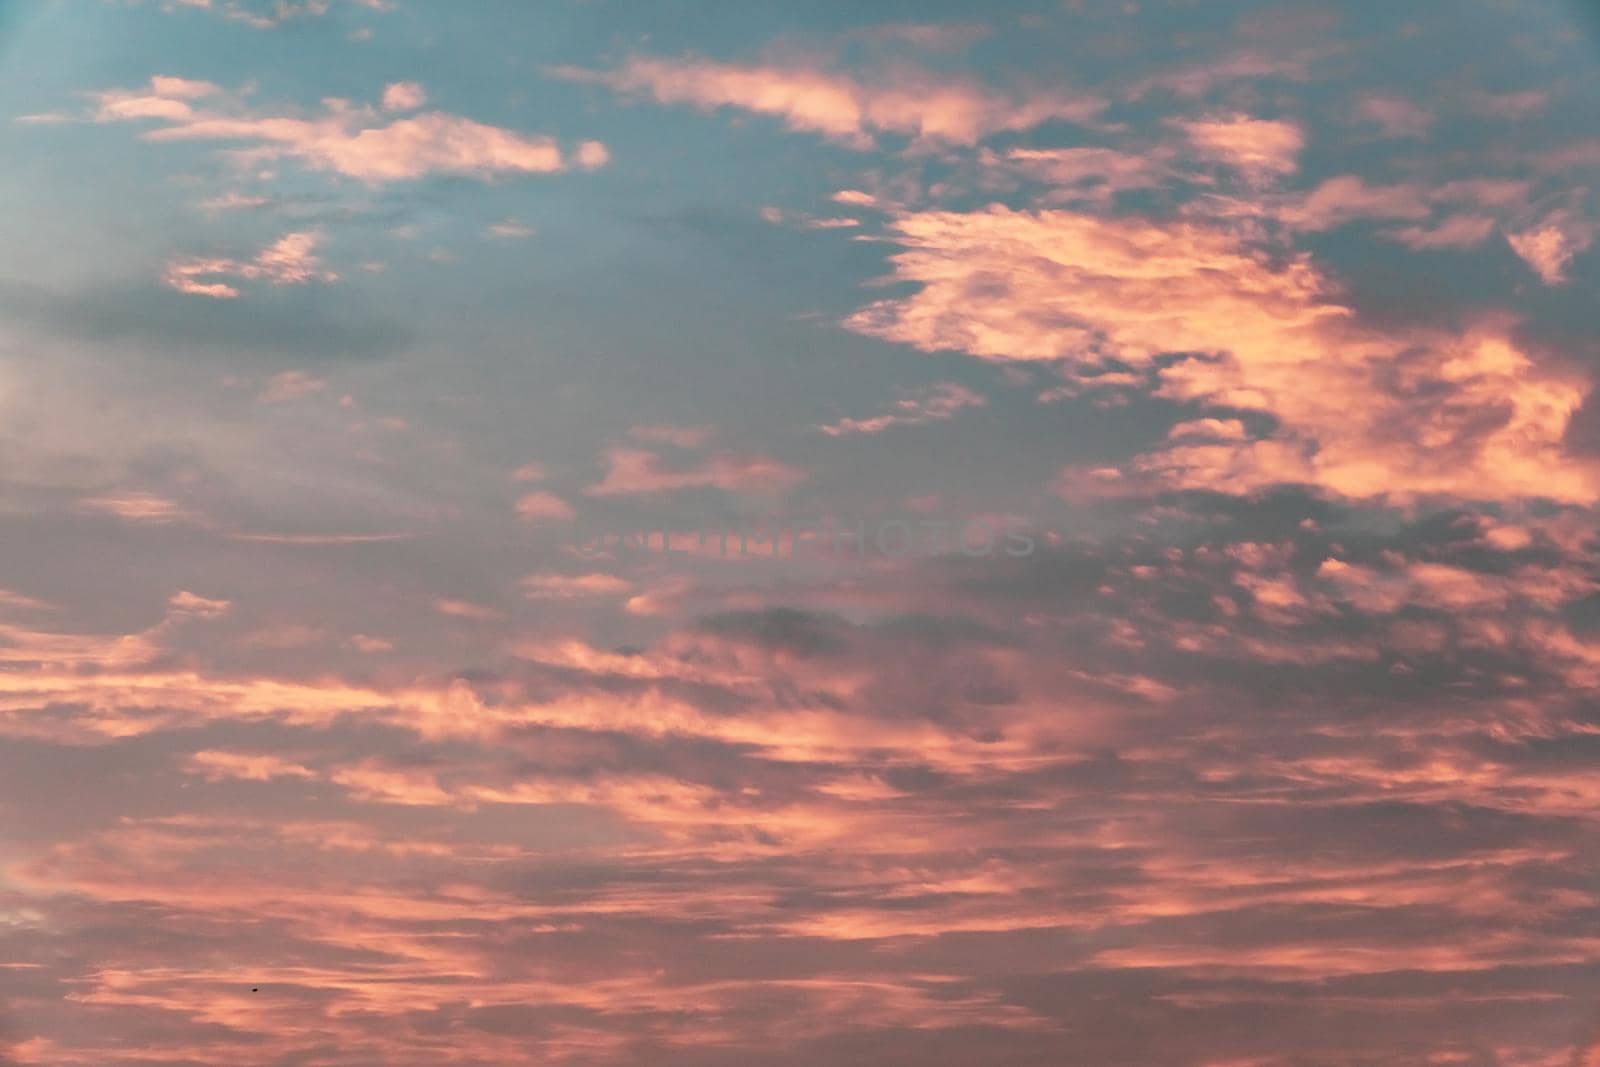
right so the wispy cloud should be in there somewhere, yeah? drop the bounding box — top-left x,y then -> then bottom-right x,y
817,382 -> 986,436
164,231 -> 336,298
550,56 -> 1105,147
585,446 -> 805,496
87,76 -> 607,183
1181,114 -> 1304,182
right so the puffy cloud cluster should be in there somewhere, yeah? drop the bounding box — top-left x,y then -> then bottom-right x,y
846,206 -> 1598,504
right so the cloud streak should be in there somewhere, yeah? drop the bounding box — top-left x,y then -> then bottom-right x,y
92,77 -> 606,183
551,56 -> 1105,147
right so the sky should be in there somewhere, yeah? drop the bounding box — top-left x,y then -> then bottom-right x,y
1,0 -> 1599,1063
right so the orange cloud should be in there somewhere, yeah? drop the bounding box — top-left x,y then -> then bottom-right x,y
1181,114 -> 1304,182
846,206 -> 1599,504
187,750 -> 315,781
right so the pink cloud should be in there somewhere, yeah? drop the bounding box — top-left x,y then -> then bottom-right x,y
1355,95 -> 1432,138
76,491 -> 199,524
509,462 -> 549,483
1182,114 -> 1304,182
551,56 -> 1105,147
1123,50 -> 1315,100
380,80 -> 426,111
93,77 -> 605,183
187,750 -> 315,781
520,573 -> 634,599
626,423 -> 718,448
258,370 -> 328,403
1507,211 -> 1594,285
166,591 -> 231,618
832,189 -> 878,207
846,206 -> 1600,504
1384,214 -> 1498,250
1001,145 -> 1174,204
761,205 -> 860,229
514,491 -> 577,524
165,231 -> 336,299
816,381 -> 986,436
586,446 -> 805,496
1281,175 -> 1431,231
432,598 -> 501,621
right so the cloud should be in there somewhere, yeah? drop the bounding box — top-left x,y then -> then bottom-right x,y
165,0 -> 391,30
832,189 -> 878,207
627,424 -> 717,448
509,462 -> 548,483
550,56 -> 1105,147
1280,175 -> 1430,231
817,382 -> 986,436
761,205 -> 860,229
75,492 -> 199,524
1508,212 -> 1594,285
574,139 -> 610,168
999,145 -> 1174,205
258,369 -> 328,402
485,217 -> 536,239
186,750 -> 314,781
1123,49 -> 1316,100
431,597 -> 501,621
520,573 -> 633,599
1181,114 -> 1304,182
92,76 -> 221,121
380,81 -> 426,112
166,591 -> 231,618
1355,95 -> 1432,138
1462,88 -> 1549,119
7,6 -> 1600,1064
585,446 -> 805,496
845,206 -> 1599,503
1383,214 -> 1497,250
88,77 -> 606,183
164,231 -> 336,299
2,514 -> 1598,1062
514,491 -> 577,524
855,22 -> 991,51
846,206 -> 1343,365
